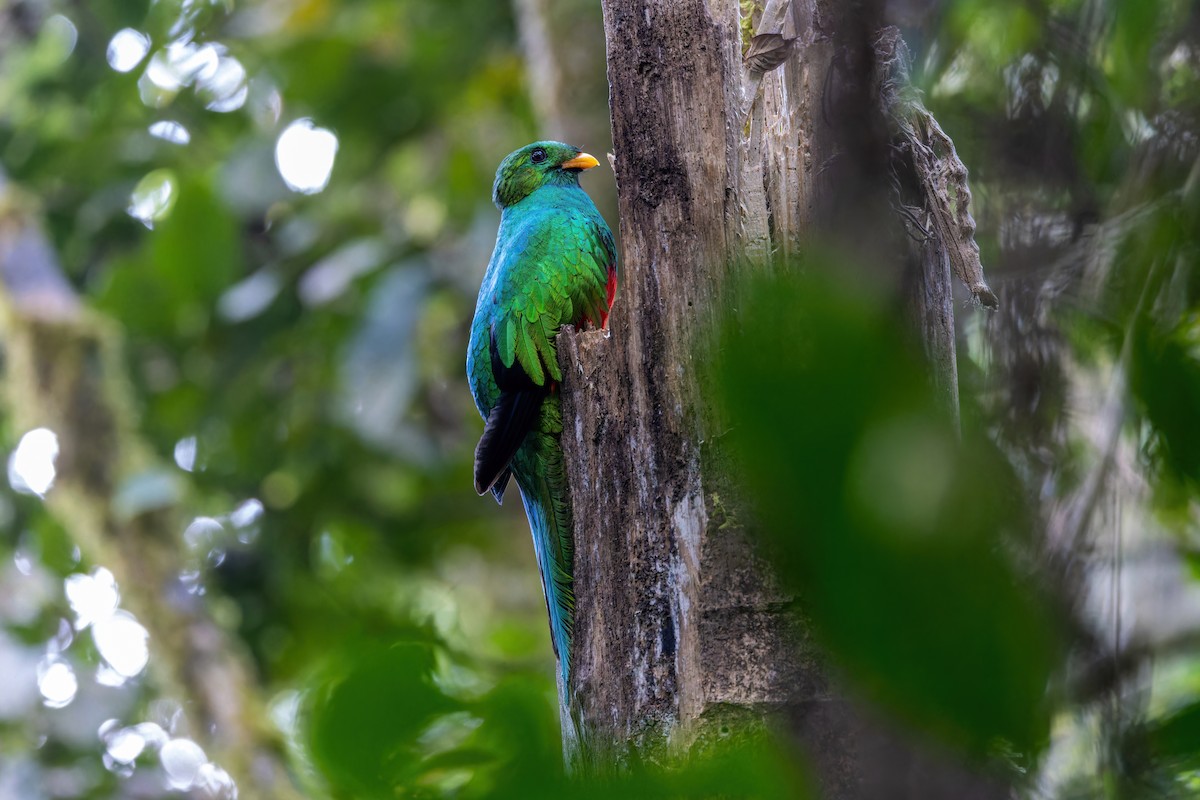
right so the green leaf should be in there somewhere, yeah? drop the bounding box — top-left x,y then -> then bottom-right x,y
1144,700 -> 1200,773
716,266 -> 1064,758
96,177 -> 241,337
305,641 -> 461,798
1131,319 -> 1200,489
149,177 -> 242,318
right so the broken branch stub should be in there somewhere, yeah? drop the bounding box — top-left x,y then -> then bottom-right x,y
875,26 -> 999,310
744,0 -> 801,75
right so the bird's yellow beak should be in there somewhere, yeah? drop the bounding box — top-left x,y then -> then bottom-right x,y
562,152 -> 599,171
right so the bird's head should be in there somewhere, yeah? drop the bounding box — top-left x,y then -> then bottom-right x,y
492,141 -> 599,209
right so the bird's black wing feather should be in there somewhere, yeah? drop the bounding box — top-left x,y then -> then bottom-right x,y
474,391 -> 543,497
490,468 -> 512,504
474,324 -> 549,500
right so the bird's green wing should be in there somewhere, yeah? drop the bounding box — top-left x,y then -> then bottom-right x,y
491,209 -> 614,388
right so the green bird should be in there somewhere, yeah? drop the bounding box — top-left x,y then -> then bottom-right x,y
467,141 -> 617,687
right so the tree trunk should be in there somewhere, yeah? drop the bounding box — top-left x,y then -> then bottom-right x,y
558,2 -> 1007,797
559,0 -> 844,776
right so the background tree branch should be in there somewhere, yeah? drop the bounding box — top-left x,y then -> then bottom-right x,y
0,177 -> 301,800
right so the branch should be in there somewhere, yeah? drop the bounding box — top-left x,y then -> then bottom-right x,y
874,27 -> 999,310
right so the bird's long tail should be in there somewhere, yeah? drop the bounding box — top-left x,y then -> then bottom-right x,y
511,393 -> 574,690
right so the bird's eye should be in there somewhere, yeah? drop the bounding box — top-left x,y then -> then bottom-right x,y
530,148 -> 547,164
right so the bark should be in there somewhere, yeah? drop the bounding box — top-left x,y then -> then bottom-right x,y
904,238 -> 960,423
558,2 -> 1006,797
559,0 -> 799,766
0,180 -> 302,800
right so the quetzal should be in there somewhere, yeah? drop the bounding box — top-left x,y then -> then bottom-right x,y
467,141 -> 617,687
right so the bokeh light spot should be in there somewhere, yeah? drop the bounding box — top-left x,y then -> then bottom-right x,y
161,738 -> 207,790
64,568 -> 120,631
128,169 -> 178,228
92,611 -> 150,679
106,28 -> 149,72
198,55 -> 248,112
195,762 -> 238,799
230,498 -> 264,529
37,659 -> 77,709
150,120 -> 191,145
8,427 -> 59,497
184,516 -> 224,553
262,471 -> 301,509
174,436 -> 197,471
275,119 -> 338,194
104,725 -> 147,764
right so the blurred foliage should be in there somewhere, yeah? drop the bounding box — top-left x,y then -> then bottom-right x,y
2,0 -> 1200,797
303,636 -> 812,799
0,0 -> 576,796
718,268 -> 1063,760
